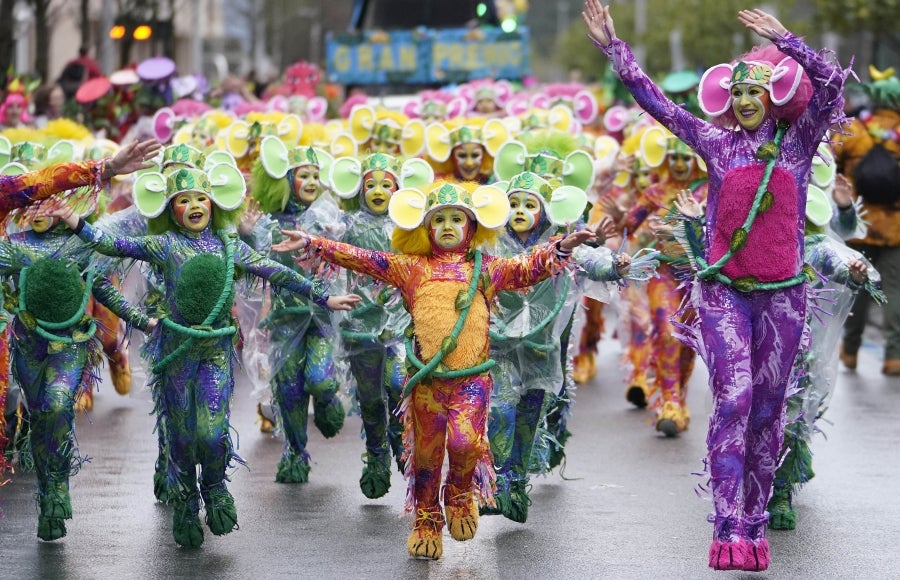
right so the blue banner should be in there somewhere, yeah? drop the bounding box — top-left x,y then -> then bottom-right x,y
326,27 -> 530,85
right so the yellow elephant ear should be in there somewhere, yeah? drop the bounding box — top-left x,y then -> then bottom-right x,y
388,187 -> 428,230
47,140 -> 76,165
548,105 -> 574,133
312,147 -> 335,189
494,140 -> 528,181
425,123 -> 451,162
277,114 -> 303,145
471,185 -> 510,229
548,185 -> 588,225
349,105 -> 375,144
260,135 -> 290,178
594,135 -> 620,170
329,156 -> 363,199
613,169 -> 631,188
133,171 -> 170,218
208,163 -> 247,211
225,120 -> 251,158
805,184 -> 833,227
399,158 -> 435,190
482,119 -> 509,157
173,123 -> 194,145
562,150 -> 595,191
811,142 -> 836,189
0,135 -> 11,166
697,156 -> 708,174
204,150 -> 238,170
0,162 -> 28,176
329,132 -> 358,158
401,119 -> 426,157
639,125 -> 668,168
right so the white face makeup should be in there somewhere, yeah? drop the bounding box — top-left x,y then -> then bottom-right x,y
429,207 -> 472,250
507,191 -> 543,234
730,83 -> 771,130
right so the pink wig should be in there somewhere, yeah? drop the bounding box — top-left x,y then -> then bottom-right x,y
711,44 -> 813,128
0,93 -> 32,125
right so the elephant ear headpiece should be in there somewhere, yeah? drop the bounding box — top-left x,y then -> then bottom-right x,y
133,165 -> 246,219
389,182 -> 509,231
698,57 -> 804,117
329,152 -> 434,200
494,171 -> 587,226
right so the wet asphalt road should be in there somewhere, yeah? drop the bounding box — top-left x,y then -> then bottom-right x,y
1,331 -> 899,580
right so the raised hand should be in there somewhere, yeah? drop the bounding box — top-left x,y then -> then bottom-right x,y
673,189 -> 704,218
41,196 -> 79,229
327,294 -> 363,311
614,252 -> 632,276
848,259 -> 868,285
593,216 -> 618,244
272,229 -> 311,253
832,173 -> 854,209
238,198 -> 263,236
582,0 -> 617,47
560,229 -> 599,250
737,8 -> 787,41
107,139 -> 161,177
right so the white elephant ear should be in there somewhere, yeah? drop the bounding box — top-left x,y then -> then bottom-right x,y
401,119 -> 426,157
547,185 -> 588,225
208,163 -> 247,211
204,150 -> 238,170
47,140 -> 76,165
388,187 -> 428,230
471,185 -> 510,229
399,158 -> 434,190
494,140 -> 528,182
562,150 -> 595,191
329,132 -> 358,158
312,147 -> 335,189
0,135 -> 11,166
0,162 -> 28,176
260,135 -> 290,178
133,171 -> 170,218
329,156 -> 364,199
425,123 -> 451,162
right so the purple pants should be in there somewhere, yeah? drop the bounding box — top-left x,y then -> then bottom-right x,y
698,281 -> 806,526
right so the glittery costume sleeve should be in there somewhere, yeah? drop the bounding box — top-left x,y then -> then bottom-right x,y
76,221 -> 169,266
486,239 -> 571,294
599,39 -> 722,160
91,276 -> 151,331
308,236 -> 416,289
0,160 -> 104,217
235,238 -> 329,307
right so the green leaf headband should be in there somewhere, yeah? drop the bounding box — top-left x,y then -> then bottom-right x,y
133,165 -> 246,218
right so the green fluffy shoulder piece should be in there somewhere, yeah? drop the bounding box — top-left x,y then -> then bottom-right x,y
24,258 -> 85,324
175,254 -> 230,325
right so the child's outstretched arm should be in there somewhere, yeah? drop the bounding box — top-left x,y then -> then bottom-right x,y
492,229 -> 597,291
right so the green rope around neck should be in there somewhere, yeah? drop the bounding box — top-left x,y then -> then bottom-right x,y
152,231 -> 237,374
402,250 -> 496,397
17,268 -> 97,344
693,121 -> 813,292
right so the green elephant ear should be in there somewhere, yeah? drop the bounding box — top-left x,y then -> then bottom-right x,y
133,172 -> 169,218
328,156 -> 361,199
399,158 -> 435,190
810,142 -> 836,189
260,135 -> 289,178
805,184 -> 833,227
548,185 -> 588,225
47,140 -> 76,165
0,136 -> 10,166
204,150 -> 238,170
208,163 -> 247,210
494,140 -> 528,181
0,162 -> 28,176
312,147 -> 335,189
562,150 -> 595,191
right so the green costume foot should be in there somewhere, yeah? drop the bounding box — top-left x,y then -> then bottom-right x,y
172,499 -> 204,548
359,452 -> 391,499
479,473 -> 507,516
153,470 -> 171,503
767,487 -> 797,530
203,485 -> 238,536
37,515 -> 67,541
313,396 -> 345,439
499,479 -> 531,523
41,482 -> 73,520
275,453 -> 311,483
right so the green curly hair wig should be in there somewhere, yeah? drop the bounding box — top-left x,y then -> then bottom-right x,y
519,129 -> 580,158
250,158 -> 291,214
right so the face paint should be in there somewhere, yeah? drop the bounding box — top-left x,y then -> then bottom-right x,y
634,160 -> 653,192
452,143 -> 485,181
730,83 -> 771,130
172,191 -> 212,232
30,215 -> 58,233
429,207 -> 472,251
475,98 -> 497,114
292,164 -> 322,205
667,151 -> 695,182
362,169 -> 396,215
508,191 -> 543,234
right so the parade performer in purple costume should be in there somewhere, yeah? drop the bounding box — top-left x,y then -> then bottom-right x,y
583,1 -> 848,571
50,165 -> 360,548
